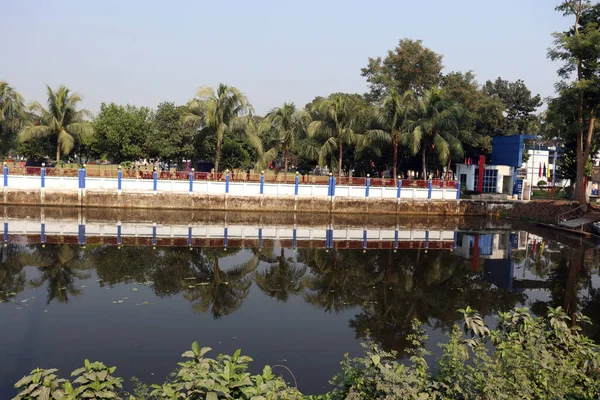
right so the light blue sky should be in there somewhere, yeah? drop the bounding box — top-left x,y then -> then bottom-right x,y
1,0 -> 569,115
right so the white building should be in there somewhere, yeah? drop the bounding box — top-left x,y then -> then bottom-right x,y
455,164 -> 514,194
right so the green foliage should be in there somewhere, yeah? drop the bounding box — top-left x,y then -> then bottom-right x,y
407,87 -> 463,178
0,81 -> 25,158
145,102 -> 195,164
93,102 -> 153,162
482,77 -> 543,134
184,84 -> 259,173
308,93 -> 368,176
258,102 -> 312,172
361,38 -> 444,102
441,71 -> 504,156
19,85 -> 93,163
150,342 -> 301,399
13,360 -> 125,400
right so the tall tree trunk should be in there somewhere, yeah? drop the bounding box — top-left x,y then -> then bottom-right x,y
574,4 -> 587,205
214,138 -> 222,175
284,145 -> 289,178
392,135 -> 398,180
56,143 -> 61,164
421,147 -> 427,180
338,139 -> 343,179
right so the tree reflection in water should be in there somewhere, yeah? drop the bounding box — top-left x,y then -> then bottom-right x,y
0,234 -> 599,356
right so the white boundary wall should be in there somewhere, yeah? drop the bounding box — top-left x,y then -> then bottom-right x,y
4,175 -> 458,200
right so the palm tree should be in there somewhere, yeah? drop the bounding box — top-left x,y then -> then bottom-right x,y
366,90 -> 415,180
407,87 -> 462,179
19,85 -> 93,163
308,93 -> 366,178
0,81 -> 25,155
185,83 -> 259,174
0,81 -> 25,128
258,102 -> 311,175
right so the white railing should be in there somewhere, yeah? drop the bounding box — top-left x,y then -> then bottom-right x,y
3,175 -> 459,200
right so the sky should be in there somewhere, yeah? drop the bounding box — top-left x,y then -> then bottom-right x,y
1,0 -> 570,115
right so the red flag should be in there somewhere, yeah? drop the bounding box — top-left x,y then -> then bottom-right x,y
464,158 -> 467,164
538,163 -> 542,178
533,239 -> 537,254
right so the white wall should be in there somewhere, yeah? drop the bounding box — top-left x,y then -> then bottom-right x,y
2,175 -> 458,200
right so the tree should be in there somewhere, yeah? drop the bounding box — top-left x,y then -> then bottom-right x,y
308,93 -> 367,178
0,81 -> 25,158
185,84 -> 258,174
361,39 -> 444,102
145,102 -> 196,166
482,77 -> 543,134
93,102 -> 153,163
258,102 -> 311,174
366,90 -> 415,180
441,72 -> 504,157
548,0 -> 600,204
19,85 -> 93,163
408,87 -> 462,179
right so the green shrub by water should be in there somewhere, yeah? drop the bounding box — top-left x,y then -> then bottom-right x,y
13,307 -> 600,400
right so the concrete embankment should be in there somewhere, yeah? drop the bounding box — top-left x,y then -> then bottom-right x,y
0,188 -> 518,216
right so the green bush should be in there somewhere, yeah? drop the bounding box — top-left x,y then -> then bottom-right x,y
538,180 -> 547,187
13,307 -> 600,400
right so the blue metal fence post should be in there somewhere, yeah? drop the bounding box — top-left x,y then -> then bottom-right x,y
453,231 -> 458,252
456,181 -> 461,200
294,172 -> 299,197
3,221 -> 8,245
117,165 -> 122,194
258,227 -> 263,249
225,170 -> 230,194
41,222 -> 46,247
152,223 -> 157,249
425,230 -> 430,252
41,163 -> 46,189
224,226 -> 228,250
3,162 -> 7,187
327,173 -> 333,198
78,223 -> 86,246
292,228 -> 297,251
260,171 -> 265,195
331,177 -> 336,199
117,222 -> 122,249
189,168 -> 194,195
362,229 -> 367,253
188,225 -> 193,250
428,179 -> 432,200
397,179 -> 402,202
80,164 -> 87,192
153,167 -> 158,194
365,174 -> 370,199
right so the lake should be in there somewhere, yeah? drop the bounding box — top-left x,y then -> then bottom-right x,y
0,207 -> 598,396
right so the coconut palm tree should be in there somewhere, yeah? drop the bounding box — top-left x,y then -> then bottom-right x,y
19,85 -> 93,163
308,93 -> 366,178
0,81 -> 25,155
0,80 -> 25,128
185,83 -> 259,174
407,87 -> 462,179
366,90 -> 415,180
258,102 -> 311,175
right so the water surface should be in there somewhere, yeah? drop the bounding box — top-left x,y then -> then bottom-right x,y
0,209 -> 598,396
